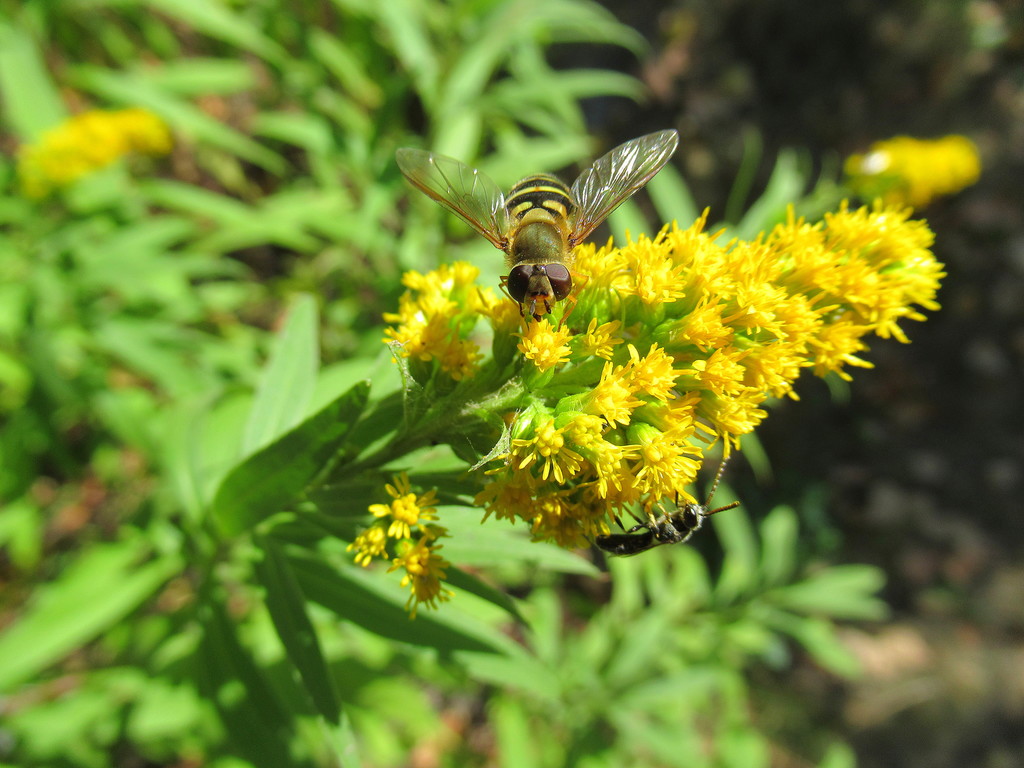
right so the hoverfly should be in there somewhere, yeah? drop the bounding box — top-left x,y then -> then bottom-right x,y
396,130 -> 679,321
596,459 -> 740,556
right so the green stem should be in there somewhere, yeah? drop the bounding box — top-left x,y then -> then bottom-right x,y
340,372 -> 527,477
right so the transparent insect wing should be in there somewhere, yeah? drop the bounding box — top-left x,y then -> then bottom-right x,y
396,148 -> 511,249
568,129 -> 680,245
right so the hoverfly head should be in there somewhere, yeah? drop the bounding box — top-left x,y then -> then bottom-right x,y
507,263 -> 573,321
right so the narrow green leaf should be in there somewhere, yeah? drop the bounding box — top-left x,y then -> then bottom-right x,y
772,565 -> 889,621
255,536 -> 341,724
712,495 -> 760,604
372,0 -> 439,105
769,614 -> 861,677
492,696 -> 537,768
251,112 -> 333,157
288,552 -> 512,654
0,19 -> 67,139
724,127 -> 764,226
732,149 -> 808,240
608,198 -> 652,246
243,294 -> 319,454
308,30 -> 383,108
196,597 -> 294,768
647,162 -> 699,228
444,566 -> 524,623
437,507 -> 599,576
211,382 -> 370,536
70,66 -> 285,173
717,726 -> 771,768
0,539 -> 181,691
145,0 -> 288,64
138,57 -> 257,96
758,505 -> 799,586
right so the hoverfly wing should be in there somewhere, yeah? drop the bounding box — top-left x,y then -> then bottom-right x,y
396,148 -> 511,250
567,129 -> 679,245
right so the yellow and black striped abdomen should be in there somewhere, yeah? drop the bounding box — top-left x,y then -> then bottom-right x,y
506,174 -> 575,221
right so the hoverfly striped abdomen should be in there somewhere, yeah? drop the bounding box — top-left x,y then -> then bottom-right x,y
506,174 -> 576,221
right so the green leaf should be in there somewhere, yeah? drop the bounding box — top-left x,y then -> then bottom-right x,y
211,382 -> 370,536
647,162 -> 699,228
288,551 -> 513,654
712,494 -> 759,604
768,614 -> 861,677
145,0 -> 289,64
137,57 -> 257,96
196,597 -> 294,768
0,19 -> 67,139
242,294 -> 319,454
0,539 -> 181,691
817,741 -> 857,768
444,566 -> 524,623
608,198 -> 653,246
372,0 -> 439,106
255,536 -> 341,724
717,726 -> 771,768
772,565 -> 888,621
758,505 -> 799,586
731,149 -> 808,240
437,507 -> 599,576
492,696 -> 538,768
251,111 -> 334,157
70,66 -> 286,173
308,30 -> 383,109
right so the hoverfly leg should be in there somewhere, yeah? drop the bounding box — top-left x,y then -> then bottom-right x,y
556,270 -> 588,331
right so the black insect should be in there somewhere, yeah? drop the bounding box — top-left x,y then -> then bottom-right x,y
596,460 -> 740,556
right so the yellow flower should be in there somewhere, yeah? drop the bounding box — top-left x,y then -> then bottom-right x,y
367,473 -> 439,541
584,361 -> 644,426
517,319 -> 573,372
845,134 -> 980,208
17,108 -> 172,198
624,343 -> 677,401
511,416 -> 584,484
384,262 -> 484,378
347,525 -> 389,567
627,422 -> 702,498
579,319 -> 623,360
384,201 -> 943,553
388,538 -> 454,617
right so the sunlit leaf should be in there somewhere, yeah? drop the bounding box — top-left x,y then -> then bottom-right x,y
0,19 -> 66,139
0,540 -> 181,691
242,294 -> 319,454
211,382 -> 370,536
255,536 -> 342,724
288,551 -> 514,654
196,597 -> 294,767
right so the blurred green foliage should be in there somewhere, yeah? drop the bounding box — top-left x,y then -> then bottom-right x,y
0,1 -> 888,766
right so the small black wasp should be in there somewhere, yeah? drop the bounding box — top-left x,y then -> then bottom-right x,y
596,459 -> 740,556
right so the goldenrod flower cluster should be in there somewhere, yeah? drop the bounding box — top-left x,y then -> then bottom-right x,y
17,108 -> 172,198
845,135 -> 980,209
375,201 -> 943,579
383,262 -> 489,380
348,473 -> 453,616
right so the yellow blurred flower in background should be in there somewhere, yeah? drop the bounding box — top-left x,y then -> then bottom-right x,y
845,134 -> 980,209
16,108 -> 172,198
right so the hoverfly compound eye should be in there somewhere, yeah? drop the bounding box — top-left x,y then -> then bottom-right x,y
506,265 -> 532,303
544,263 -> 573,301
